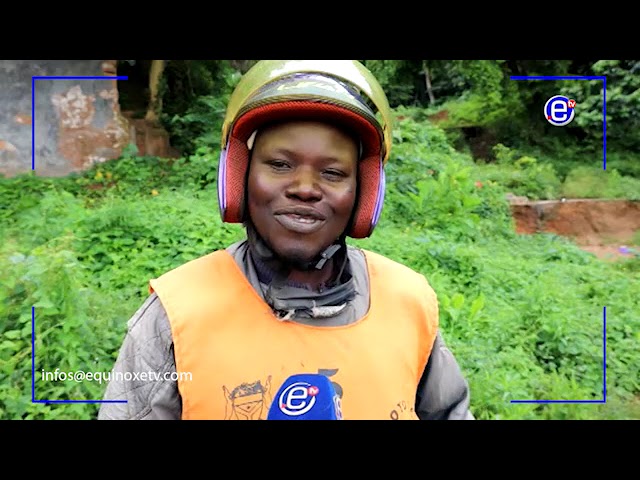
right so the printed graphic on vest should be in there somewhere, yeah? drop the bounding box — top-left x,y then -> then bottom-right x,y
222,375 -> 272,420
389,399 -> 416,419
221,369 -> 343,420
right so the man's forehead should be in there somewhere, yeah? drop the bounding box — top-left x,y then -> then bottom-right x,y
253,121 -> 359,150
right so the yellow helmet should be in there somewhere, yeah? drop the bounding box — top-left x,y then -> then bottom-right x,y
218,60 -> 393,238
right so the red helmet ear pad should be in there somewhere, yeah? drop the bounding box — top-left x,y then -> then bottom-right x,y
349,152 -> 383,238
219,136 -> 250,224
218,101 -> 384,238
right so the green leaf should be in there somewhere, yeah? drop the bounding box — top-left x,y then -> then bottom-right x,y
3,330 -> 21,340
33,299 -> 55,309
0,340 -> 20,353
451,293 -> 465,309
469,294 -> 486,320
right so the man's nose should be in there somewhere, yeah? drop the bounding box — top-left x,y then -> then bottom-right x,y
285,168 -> 322,201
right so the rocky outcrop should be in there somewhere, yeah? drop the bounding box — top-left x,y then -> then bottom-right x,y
510,198 -> 640,246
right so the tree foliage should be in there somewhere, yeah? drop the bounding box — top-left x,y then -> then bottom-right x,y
560,60 -> 640,150
156,59 -> 639,168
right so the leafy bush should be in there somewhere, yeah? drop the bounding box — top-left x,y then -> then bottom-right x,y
471,144 -> 562,200
561,166 -> 640,200
0,237 -> 130,419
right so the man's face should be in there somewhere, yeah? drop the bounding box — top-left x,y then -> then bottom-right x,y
247,120 -> 359,266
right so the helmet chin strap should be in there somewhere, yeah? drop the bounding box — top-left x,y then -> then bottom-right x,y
304,243 -> 342,270
244,219 -> 355,319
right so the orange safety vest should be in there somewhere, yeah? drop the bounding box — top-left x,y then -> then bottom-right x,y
149,248 -> 439,420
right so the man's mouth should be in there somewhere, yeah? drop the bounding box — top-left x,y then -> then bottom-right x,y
274,206 -> 326,220
285,214 -> 318,224
274,212 -> 326,234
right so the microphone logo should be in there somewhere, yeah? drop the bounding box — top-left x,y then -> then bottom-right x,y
277,382 -> 318,416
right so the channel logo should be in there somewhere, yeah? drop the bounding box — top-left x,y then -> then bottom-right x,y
545,95 -> 576,126
277,381 -> 318,416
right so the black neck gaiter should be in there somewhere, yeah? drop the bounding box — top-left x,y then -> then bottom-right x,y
244,221 -> 356,318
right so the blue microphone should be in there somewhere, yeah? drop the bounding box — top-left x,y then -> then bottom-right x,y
267,373 -> 343,420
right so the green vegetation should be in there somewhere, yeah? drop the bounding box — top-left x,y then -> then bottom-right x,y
1,59 -> 639,420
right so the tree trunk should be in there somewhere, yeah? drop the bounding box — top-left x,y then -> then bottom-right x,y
145,60 -> 165,124
423,60 -> 435,105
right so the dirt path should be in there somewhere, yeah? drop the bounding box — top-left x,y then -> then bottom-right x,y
509,198 -> 640,261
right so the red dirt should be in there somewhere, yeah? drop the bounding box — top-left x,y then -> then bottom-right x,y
510,198 -> 640,261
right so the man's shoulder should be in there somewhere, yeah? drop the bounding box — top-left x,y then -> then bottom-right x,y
351,247 -> 439,327
355,247 -> 426,281
156,249 -> 231,280
149,248 -> 238,300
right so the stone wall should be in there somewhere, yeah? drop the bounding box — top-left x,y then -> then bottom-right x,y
0,60 -> 130,177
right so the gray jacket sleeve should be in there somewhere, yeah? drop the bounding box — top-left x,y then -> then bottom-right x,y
97,293 -> 181,420
414,331 -> 475,420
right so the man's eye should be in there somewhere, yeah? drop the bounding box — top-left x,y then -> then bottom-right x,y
267,160 -> 290,169
323,170 -> 346,180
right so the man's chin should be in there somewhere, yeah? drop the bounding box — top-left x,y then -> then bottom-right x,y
276,246 -> 322,270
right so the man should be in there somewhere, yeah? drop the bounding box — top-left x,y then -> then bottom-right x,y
98,60 -> 473,420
